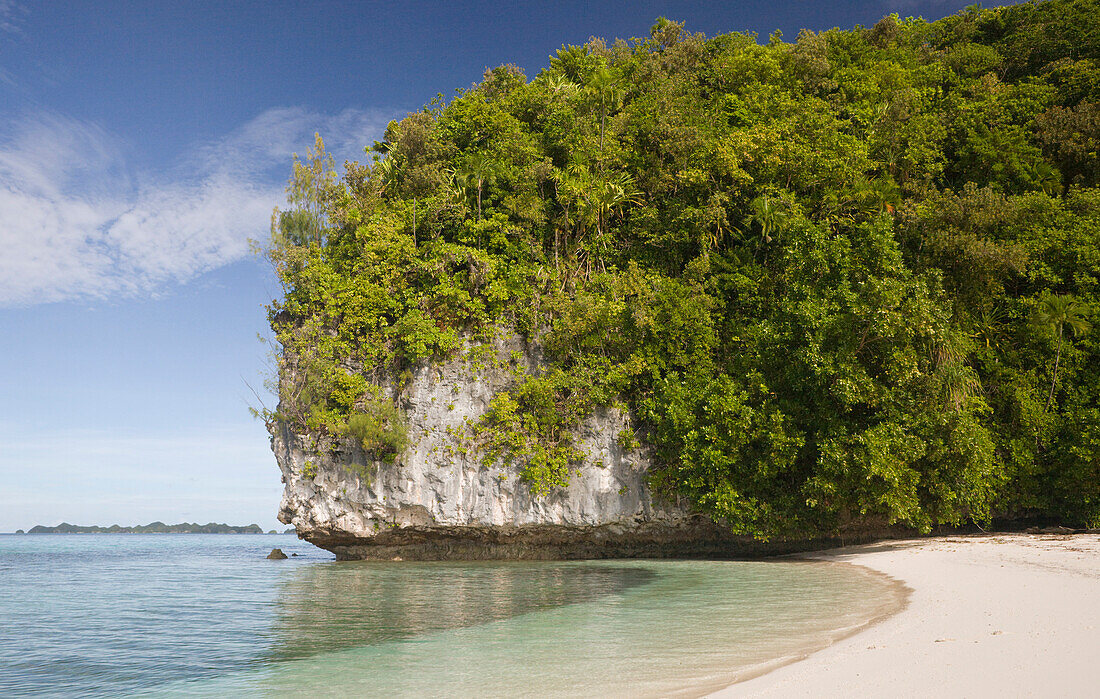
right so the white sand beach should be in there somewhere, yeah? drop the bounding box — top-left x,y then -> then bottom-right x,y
712,533 -> 1100,698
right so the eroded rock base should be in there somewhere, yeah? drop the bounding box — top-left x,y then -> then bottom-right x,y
302,519 -> 872,561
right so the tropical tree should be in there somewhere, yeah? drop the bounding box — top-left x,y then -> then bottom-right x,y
553,165 -> 640,275
446,166 -> 474,213
544,73 -> 577,94
457,152 -> 499,220
377,154 -> 423,246
584,66 -> 625,172
1031,294 -> 1092,411
590,173 -> 640,238
373,114 -> 444,241
740,194 -> 789,244
276,134 -> 338,247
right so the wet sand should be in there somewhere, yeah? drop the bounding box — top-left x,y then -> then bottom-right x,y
711,533 -> 1100,698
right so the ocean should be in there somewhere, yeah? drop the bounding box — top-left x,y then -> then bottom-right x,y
0,533 -> 904,697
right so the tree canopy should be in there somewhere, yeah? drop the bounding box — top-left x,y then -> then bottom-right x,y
265,0 -> 1100,536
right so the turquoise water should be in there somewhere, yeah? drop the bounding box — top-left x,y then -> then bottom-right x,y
0,534 -> 904,697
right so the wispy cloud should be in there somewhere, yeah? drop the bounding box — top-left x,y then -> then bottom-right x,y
0,106 -> 392,306
0,0 -> 26,34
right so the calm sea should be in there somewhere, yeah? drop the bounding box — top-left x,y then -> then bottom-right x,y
0,533 -> 904,697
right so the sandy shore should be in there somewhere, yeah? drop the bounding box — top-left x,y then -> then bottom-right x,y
711,533 -> 1100,698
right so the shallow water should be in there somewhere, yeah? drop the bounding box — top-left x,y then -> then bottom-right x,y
0,534 -> 904,697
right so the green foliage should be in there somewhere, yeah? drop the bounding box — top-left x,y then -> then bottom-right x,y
264,0 -> 1100,535
617,428 -> 640,451
347,395 -> 409,461
473,371 -> 588,494
302,460 -> 318,479
1030,293 -> 1092,411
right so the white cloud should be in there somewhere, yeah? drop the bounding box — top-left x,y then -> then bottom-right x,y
0,106 -> 392,306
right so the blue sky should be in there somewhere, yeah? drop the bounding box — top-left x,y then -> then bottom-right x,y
0,0 -> 1008,531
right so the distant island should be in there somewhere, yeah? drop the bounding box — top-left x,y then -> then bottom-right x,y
21,522 -> 297,534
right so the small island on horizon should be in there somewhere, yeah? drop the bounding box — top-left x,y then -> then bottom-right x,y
14,522 -> 297,535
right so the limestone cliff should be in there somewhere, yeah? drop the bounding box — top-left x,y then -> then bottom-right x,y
273,333 -> 749,559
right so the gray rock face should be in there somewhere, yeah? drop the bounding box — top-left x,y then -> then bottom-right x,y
273,332 -> 739,560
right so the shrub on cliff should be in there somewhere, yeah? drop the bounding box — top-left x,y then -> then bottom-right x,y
348,398 -> 409,461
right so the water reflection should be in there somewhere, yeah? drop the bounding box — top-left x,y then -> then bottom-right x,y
265,561 -> 657,660
201,560 -> 906,699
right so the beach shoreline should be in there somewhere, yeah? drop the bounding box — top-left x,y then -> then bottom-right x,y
710,533 -> 1100,697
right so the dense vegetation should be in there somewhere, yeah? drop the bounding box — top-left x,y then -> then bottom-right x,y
265,0 -> 1100,536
